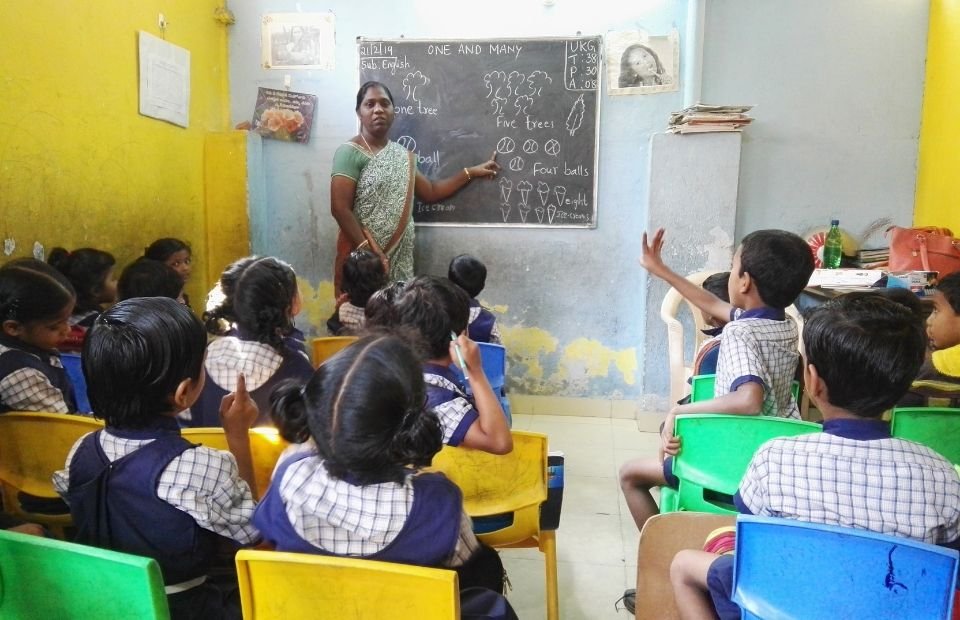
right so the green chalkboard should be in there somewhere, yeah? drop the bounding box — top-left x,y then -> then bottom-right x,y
358,36 -> 601,228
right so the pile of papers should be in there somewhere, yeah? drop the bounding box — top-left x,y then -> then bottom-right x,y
668,104 -> 754,134
807,269 -> 885,290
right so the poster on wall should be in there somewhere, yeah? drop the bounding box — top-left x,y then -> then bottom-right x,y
261,12 -> 335,70
606,30 -> 679,96
250,87 -> 317,143
138,31 -> 190,127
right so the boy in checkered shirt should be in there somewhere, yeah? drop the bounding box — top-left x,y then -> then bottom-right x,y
620,229 -> 814,541
670,293 -> 960,620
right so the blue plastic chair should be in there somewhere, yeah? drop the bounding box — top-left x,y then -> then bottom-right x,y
60,352 -> 91,414
732,515 -> 959,620
451,342 -> 511,426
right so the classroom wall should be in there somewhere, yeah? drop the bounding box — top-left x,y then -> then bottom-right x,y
700,0 -> 930,244
0,1 -> 231,305
915,0 -> 960,233
229,0 -> 691,403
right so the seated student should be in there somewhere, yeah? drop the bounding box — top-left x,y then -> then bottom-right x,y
618,229 -> 814,608
329,249 -> 387,334
448,254 -> 502,344
901,272 -> 960,408
692,272 -> 731,377
364,281 -> 407,329
145,238 -> 193,307
47,247 -> 117,328
394,276 -> 512,455
117,258 -> 186,302
670,294 -> 960,620
190,257 -> 312,427
53,298 -> 260,620
0,259 -> 77,413
258,335 -> 515,620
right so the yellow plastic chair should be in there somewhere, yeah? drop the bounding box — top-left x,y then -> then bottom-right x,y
0,412 -> 104,537
235,549 -> 460,619
660,271 -> 719,404
430,431 -> 558,620
310,336 -> 358,367
180,427 -> 288,499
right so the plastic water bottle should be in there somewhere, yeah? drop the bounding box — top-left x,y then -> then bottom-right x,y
823,219 -> 843,269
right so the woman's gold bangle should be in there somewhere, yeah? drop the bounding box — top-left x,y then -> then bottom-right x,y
463,167 -> 472,181
356,239 -> 370,251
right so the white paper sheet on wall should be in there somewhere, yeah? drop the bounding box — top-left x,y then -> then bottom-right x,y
139,31 -> 190,128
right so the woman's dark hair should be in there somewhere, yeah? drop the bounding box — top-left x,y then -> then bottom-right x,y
47,247 -> 115,313
448,254 -> 488,298
117,258 -> 184,301
144,238 -> 191,262
204,256 -> 298,348
364,281 -> 407,329
342,250 -> 387,308
269,334 -> 442,484
83,297 -> 206,428
803,294 -> 926,418
393,276 -> 470,359
355,81 -> 394,111
0,258 -> 76,325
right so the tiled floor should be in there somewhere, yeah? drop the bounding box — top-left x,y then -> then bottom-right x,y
502,414 -> 662,620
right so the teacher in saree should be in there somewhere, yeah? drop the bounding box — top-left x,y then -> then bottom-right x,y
330,81 -> 500,292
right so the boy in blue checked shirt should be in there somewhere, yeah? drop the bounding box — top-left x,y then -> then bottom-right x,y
670,293 -> 960,620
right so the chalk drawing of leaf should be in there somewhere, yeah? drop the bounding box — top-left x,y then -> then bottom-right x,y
566,94 -> 585,137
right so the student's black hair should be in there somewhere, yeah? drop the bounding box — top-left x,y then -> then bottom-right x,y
937,272 -> 960,315
803,294 -> 926,418
448,254 -> 488,298
393,276 -> 470,360
269,334 -> 442,484
0,258 -> 76,325
738,230 -> 815,309
83,297 -> 206,429
871,287 -> 926,324
205,256 -> 297,348
364,281 -> 407,329
202,256 -> 257,335
144,238 -> 191,263
117,258 -> 184,301
355,81 -> 394,111
701,272 -> 730,302
47,247 -> 115,314
341,250 -> 387,308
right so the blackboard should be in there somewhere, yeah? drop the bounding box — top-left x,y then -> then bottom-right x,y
358,36 -> 601,228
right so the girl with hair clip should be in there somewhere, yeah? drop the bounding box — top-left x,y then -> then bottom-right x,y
260,335 -> 517,620
186,256 -> 312,428
0,259 -> 78,413
47,247 -> 117,338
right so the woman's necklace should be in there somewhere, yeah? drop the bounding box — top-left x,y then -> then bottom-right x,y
360,133 -> 383,155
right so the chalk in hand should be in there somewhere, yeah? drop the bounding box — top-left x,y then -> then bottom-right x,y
450,331 -> 470,381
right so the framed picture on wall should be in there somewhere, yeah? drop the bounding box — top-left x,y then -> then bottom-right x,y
261,12 -> 335,70
606,30 -> 679,96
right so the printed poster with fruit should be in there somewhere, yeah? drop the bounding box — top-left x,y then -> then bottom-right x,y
251,88 -> 317,144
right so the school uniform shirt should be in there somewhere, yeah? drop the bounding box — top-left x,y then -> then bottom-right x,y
467,299 -> 501,344
185,334 -> 313,427
52,420 -> 260,556
337,302 -> 365,333
900,343 -> 960,408
707,418 -> 960,620
714,307 -> 799,418
253,447 -> 480,568
0,334 -> 75,413
423,363 -> 479,446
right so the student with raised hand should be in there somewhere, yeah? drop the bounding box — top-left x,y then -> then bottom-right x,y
393,276 -> 512,455
618,228 -> 814,612
670,293 -> 960,620
188,256 -> 312,428
259,335 -> 515,617
0,259 -> 77,413
53,297 -> 260,620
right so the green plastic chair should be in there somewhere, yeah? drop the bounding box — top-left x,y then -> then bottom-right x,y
891,407 -> 960,465
660,414 -> 821,515
0,529 -> 170,619
689,374 -> 800,404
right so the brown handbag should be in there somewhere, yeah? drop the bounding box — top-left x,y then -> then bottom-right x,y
887,226 -> 960,277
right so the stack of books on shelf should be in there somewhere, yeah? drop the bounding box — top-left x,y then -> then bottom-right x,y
667,104 -> 754,134
853,247 -> 889,269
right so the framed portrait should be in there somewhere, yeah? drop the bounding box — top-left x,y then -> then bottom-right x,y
261,12 -> 335,70
606,30 -> 679,96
